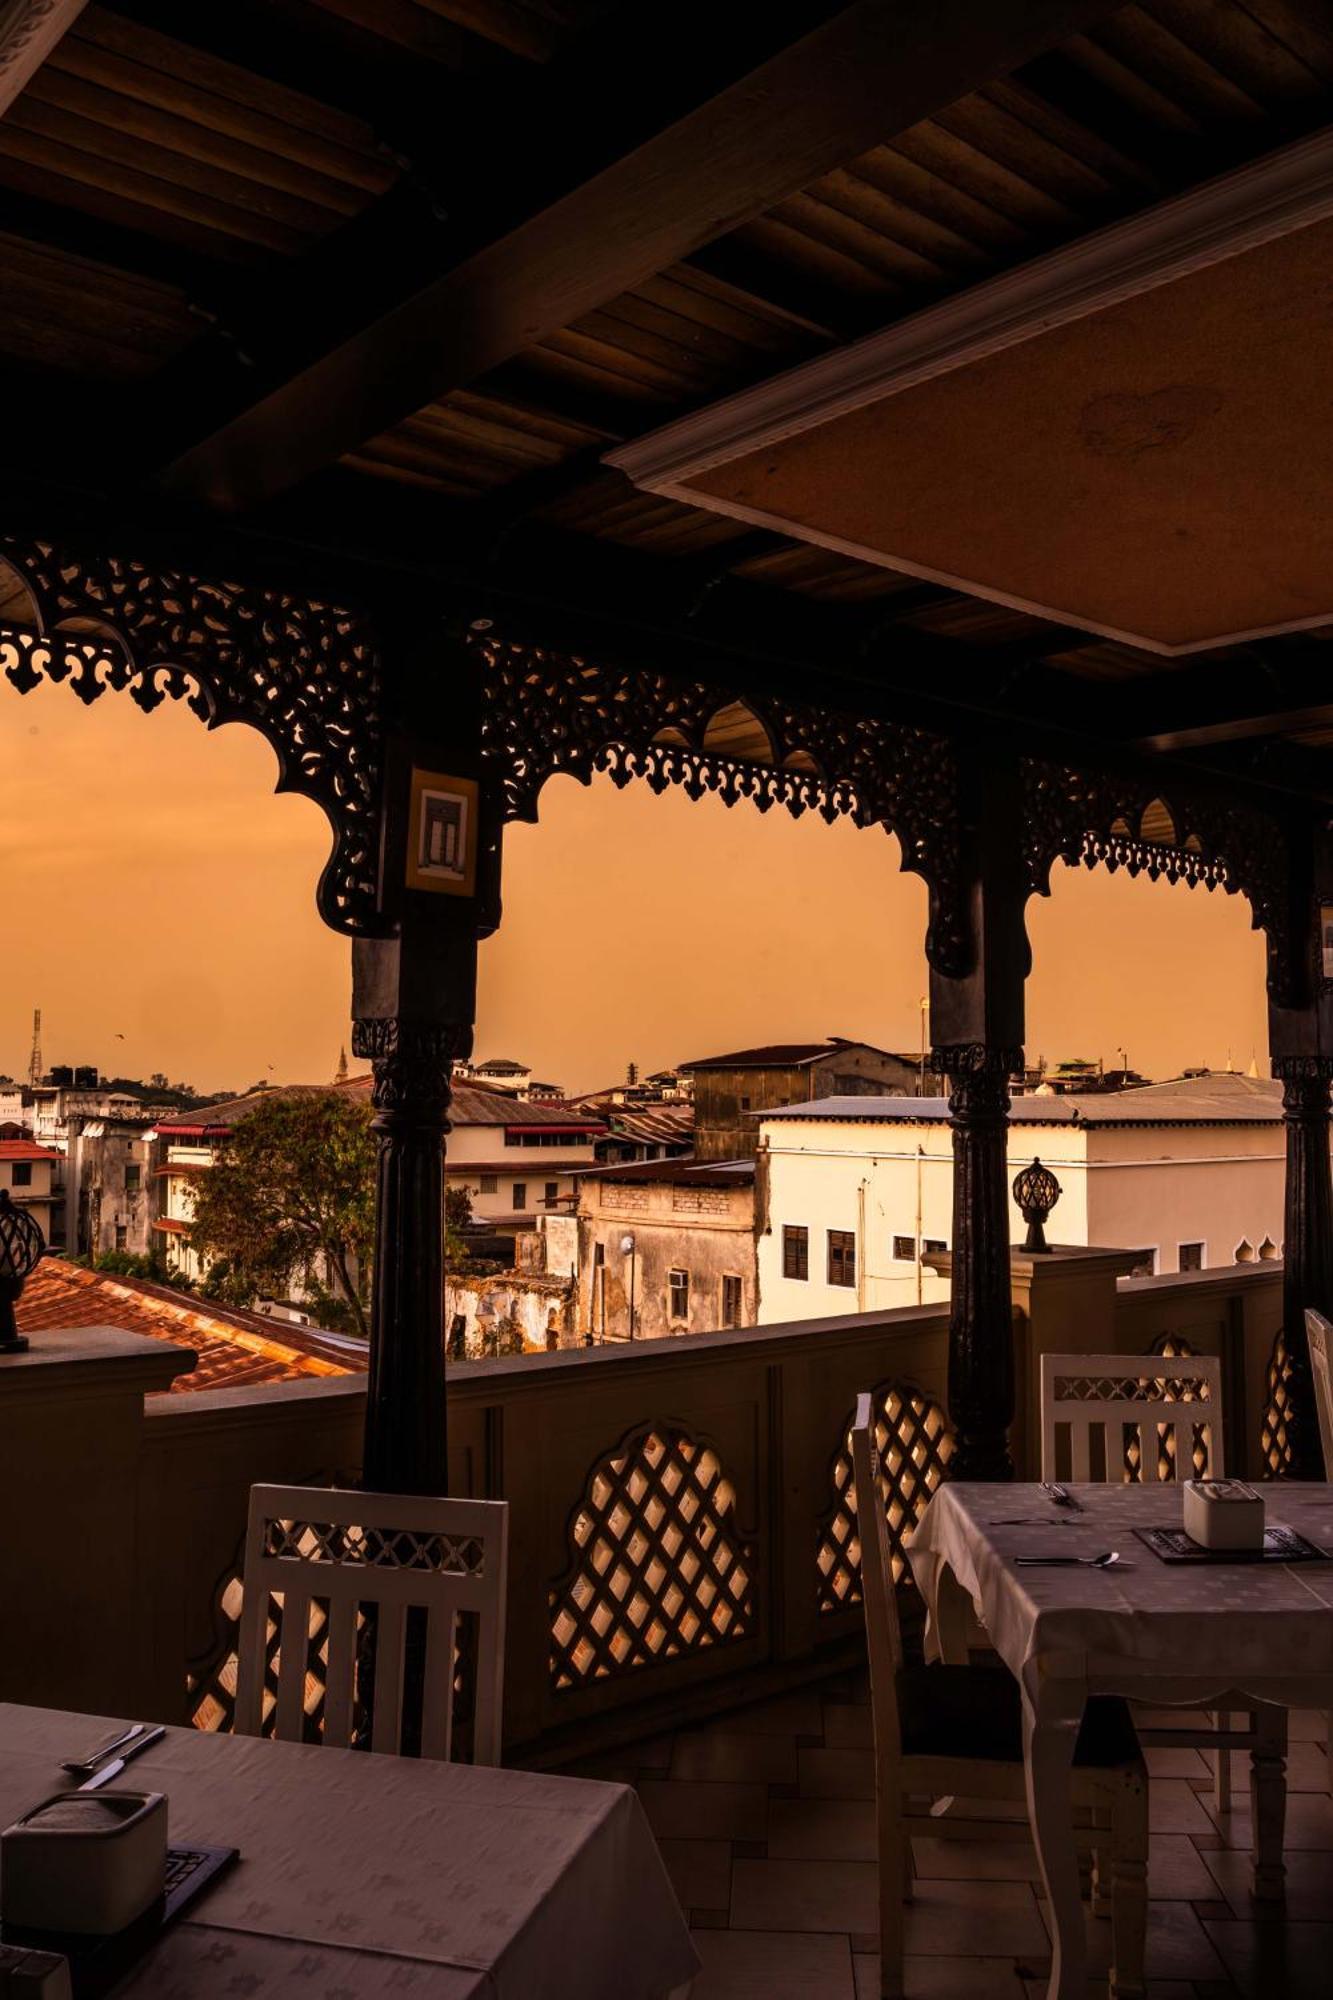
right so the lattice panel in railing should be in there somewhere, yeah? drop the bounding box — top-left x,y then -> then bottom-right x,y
817,1382 -> 952,1615
549,1423 -> 755,1690
1054,1339 -> 1214,1481
1261,1328 -> 1294,1474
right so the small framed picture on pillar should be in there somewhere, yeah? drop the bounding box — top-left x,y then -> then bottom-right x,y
1322,903 -> 1333,982
406,769 -> 478,897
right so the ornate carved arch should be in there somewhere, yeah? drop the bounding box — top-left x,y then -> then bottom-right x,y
1021,757 -> 1293,1001
0,536 -> 385,936
475,632 -> 973,974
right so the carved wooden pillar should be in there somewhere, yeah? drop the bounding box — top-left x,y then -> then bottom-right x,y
1273,1058 -> 1333,1479
928,755 -> 1028,1482
352,612 -> 499,1496
352,1011 -> 472,1494
1266,822 -> 1333,1480
933,1043 -> 1023,1481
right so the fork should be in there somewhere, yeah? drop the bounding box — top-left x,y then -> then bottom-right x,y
61,1722 -> 148,1778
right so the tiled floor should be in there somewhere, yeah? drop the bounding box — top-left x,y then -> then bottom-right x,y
572,1678 -> 1333,1999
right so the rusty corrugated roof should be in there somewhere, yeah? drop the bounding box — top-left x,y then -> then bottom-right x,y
16,1259 -> 362,1395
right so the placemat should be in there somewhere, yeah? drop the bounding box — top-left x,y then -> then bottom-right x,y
1134,1523 -> 1329,1564
0,1844 -> 237,1998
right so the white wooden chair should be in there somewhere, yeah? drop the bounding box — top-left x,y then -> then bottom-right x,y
1040,1349 -> 1226,1488
1303,1309 -> 1333,1793
852,1395 -> 1148,2000
1307,1310 -> 1333,1479
235,1483 -> 508,1763
1040,1351 -> 1286,1832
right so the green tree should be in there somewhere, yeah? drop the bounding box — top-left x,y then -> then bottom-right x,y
446,1184 -> 473,1266
185,1091 -> 376,1338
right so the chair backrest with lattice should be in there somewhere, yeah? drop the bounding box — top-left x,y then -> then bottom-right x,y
1040,1351 -> 1224,1483
850,1393 -> 904,1769
1306,1310 -> 1333,1480
235,1483 -> 508,1763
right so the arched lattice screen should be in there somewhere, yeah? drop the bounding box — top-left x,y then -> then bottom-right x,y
549,1424 -> 755,1689
817,1382 -> 952,1614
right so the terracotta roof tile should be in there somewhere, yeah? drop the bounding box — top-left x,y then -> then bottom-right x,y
16,1259 -> 362,1395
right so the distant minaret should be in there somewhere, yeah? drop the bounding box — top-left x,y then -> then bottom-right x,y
28,1007 -> 41,1088
334,1045 -> 349,1085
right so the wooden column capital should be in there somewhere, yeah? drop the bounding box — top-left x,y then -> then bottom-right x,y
352,1019 -> 472,1119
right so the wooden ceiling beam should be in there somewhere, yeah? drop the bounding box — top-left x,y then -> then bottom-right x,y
156,1 -> 1127,511
0,1 -> 87,115
1117,647 -> 1333,752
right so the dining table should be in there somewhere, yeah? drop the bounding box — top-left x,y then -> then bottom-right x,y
907,1481 -> 1333,2000
0,1704 -> 699,1999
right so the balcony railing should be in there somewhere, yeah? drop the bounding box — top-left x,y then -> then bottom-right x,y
7,1253 -> 1289,1763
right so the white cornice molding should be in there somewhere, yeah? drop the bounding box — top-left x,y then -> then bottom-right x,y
608,125 -> 1333,492
0,1 -> 87,117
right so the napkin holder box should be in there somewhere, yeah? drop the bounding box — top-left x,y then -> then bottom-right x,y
1182,1478 -> 1265,1551
1,1792 -> 166,1937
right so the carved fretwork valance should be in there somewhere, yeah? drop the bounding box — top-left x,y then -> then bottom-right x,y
0,536 -> 384,935
474,633 -> 973,975
1021,758 -> 1295,1002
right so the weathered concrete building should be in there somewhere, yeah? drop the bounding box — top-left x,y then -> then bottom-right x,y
67,1116 -> 156,1260
576,1160 -> 756,1341
680,1038 -> 937,1161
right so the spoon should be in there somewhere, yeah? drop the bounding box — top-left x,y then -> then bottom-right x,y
61,1722 -> 148,1777
1015,1549 -> 1126,1568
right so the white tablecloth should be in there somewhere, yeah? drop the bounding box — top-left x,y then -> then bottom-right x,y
907,1481 -> 1333,1707
0,1706 -> 698,2000
907,1482 -> 1333,2000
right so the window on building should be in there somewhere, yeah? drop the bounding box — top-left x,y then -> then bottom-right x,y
827,1230 -> 856,1288
479,1174 -> 498,1194
124,1163 -> 141,1193
782,1225 -> 808,1280
923,1237 -> 946,1255
668,1269 -> 690,1321
1234,1237 -> 1255,1263
115,1224 -> 127,1251
1178,1242 -> 1204,1272
721,1274 -> 742,1327
891,1234 -> 915,1262
1258,1236 -> 1280,1261
740,1096 -> 751,1112
544,1181 -> 558,1205
10,1162 -> 32,1188
512,1183 -> 527,1210
1130,1250 -> 1158,1278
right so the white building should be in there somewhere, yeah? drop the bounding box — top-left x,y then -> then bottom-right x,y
0,1138 -> 62,1243
446,1085 -> 606,1224
757,1072 -> 1285,1324
469,1057 -> 532,1096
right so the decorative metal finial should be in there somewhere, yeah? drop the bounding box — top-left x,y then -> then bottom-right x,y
0,1187 -> 45,1354
1012,1157 -> 1062,1254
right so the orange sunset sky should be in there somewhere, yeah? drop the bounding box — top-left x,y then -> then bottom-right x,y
1,680 -> 1268,1097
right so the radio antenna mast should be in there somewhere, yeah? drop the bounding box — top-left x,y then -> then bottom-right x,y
28,1007 -> 42,1088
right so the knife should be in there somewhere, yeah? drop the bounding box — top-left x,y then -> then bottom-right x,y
78,1725 -> 166,1791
